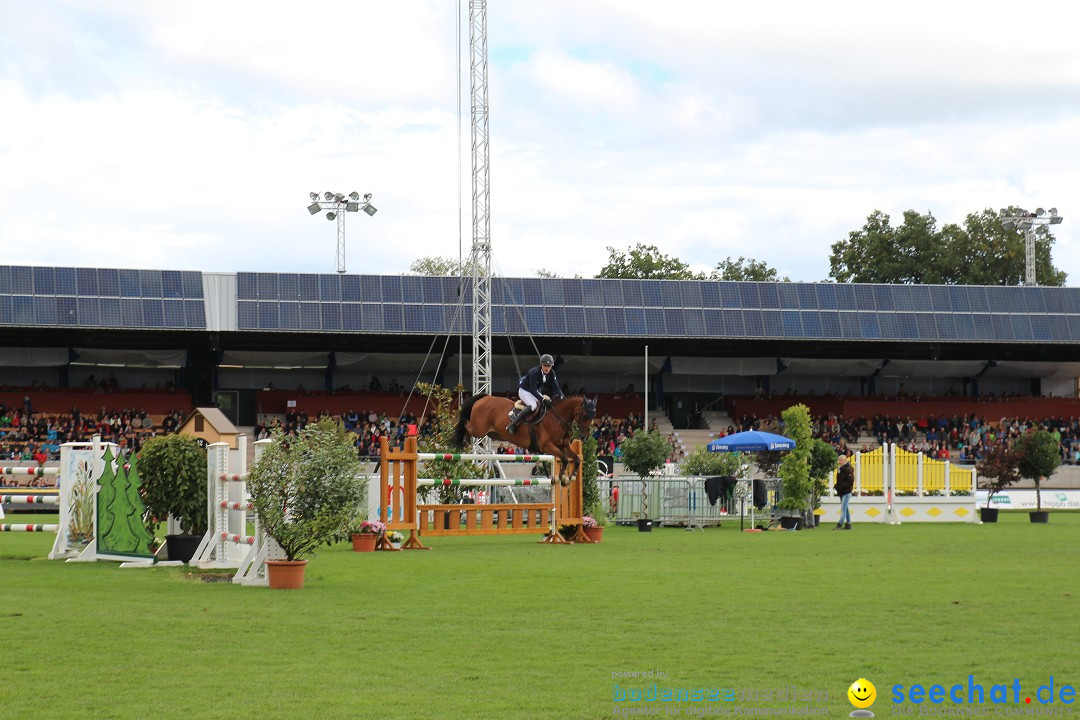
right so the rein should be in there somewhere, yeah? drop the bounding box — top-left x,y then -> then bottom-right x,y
548,401 -> 581,440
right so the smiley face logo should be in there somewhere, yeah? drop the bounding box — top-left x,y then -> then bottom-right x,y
848,678 -> 877,709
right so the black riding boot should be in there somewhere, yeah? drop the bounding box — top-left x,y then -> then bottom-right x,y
506,407 -> 526,433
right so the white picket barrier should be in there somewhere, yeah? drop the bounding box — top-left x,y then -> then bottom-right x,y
191,437 -> 281,585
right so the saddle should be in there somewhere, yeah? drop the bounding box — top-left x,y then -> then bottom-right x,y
510,400 -> 548,425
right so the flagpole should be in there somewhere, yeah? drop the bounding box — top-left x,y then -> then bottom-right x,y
644,345 -> 648,430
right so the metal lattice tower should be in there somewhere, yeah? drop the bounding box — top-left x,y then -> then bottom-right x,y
1000,207 -> 1063,286
468,0 -> 492,401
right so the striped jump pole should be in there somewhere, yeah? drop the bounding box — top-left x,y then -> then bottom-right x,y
416,453 -> 553,462
2,524 -> 60,532
1,467 -> 60,476
220,532 -> 256,545
1,495 -> 61,505
220,501 -> 255,511
219,473 -> 249,483
416,478 -> 552,487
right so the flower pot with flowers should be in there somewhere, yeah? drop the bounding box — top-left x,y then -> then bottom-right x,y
350,520 -> 385,552
582,515 -> 604,543
386,530 -> 405,549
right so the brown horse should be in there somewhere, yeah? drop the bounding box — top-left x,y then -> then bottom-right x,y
452,394 -> 597,484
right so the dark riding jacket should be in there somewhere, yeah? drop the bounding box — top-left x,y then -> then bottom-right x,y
519,365 -> 564,401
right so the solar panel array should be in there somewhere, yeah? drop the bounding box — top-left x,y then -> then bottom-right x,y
232,273 -> 1080,343
0,266 -> 205,329
2,266 -> 1078,341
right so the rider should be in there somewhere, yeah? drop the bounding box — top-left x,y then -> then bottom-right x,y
507,354 -> 564,433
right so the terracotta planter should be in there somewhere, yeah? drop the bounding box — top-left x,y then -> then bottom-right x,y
266,559 -> 308,590
583,526 -> 604,543
351,533 -> 378,552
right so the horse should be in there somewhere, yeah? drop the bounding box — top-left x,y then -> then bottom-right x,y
452,394 -> 597,485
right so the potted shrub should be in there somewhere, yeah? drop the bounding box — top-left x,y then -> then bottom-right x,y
137,434 -> 208,563
350,520 -> 385,552
247,417 -> 367,588
618,429 -> 671,531
975,444 -> 1022,523
776,405 -> 813,529
1014,429 -> 1062,524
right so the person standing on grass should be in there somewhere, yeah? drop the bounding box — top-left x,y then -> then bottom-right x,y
834,453 -> 854,530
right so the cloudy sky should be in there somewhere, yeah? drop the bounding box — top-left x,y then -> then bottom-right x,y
1,0 -> 1077,283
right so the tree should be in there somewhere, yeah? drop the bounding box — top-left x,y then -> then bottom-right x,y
618,429 -> 672,521
975,443 -> 1023,509
777,404 -> 812,514
830,207 -> 1067,285
409,256 -> 469,276
414,383 -> 485,504
711,256 -> 789,282
247,417 -> 367,561
1014,430 -> 1062,512
939,209 -> 1067,286
138,433 -> 208,536
807,439 -> 839,512
596,243 -> 697,280
680,446 -> 744,478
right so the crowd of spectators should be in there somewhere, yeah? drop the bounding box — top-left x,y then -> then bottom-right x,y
254,407 -> 435,462
726,411 -> 1080,464
0,405 -> 187,484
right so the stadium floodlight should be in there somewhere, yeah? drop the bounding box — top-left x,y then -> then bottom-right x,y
1000,205 -> 1064,286
304,189 -> 377,273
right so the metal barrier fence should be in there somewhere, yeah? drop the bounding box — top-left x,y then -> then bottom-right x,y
608,477 -> 755,528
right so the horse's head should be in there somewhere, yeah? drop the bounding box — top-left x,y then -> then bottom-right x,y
580,396 -> 598,422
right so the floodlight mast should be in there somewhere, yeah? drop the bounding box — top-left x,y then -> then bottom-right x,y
468,0 -> 492,453
999,207 -> 1063,286
305,191 -> 377,273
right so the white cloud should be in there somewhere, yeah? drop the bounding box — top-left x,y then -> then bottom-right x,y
0,1 -> 1077,284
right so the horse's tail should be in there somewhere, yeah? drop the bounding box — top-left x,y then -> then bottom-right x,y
452,393 -> 487,449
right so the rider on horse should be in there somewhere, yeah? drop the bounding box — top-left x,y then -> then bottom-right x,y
507,354 -> 564,433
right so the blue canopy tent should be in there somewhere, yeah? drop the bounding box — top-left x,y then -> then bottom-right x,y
708,430 -> 797,529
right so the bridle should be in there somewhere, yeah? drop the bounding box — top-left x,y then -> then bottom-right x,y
549,398 -> 592,440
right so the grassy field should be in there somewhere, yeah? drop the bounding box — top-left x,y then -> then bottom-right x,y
2,512 -> 1078,720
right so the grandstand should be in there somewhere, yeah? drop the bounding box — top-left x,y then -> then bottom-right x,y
2,266 -> 1079,468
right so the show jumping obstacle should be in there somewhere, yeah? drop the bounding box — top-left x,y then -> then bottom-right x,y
191,437 -> 279,586
376,435 -> 591,549
1,440 -> 159,565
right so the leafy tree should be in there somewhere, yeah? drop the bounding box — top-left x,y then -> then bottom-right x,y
138,434 -> 208,536
777,404 -> 812,514
1014,430 -> 1062,512
596,243 -> 697,280
680,446 -> 744,477
830,207 -> 1067,285
414,382 -> 486,503
753,450 -> 785,479
247,417 -> 367,561
618,429 -> 672,521
711,256 -> 789,282
807,439 -> 839,511
975,443 -> 1023,509
409,256 -> 469,276
940,209 -> 1067,286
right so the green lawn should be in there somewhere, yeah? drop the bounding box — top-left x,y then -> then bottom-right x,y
2,512 -> 1078,719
